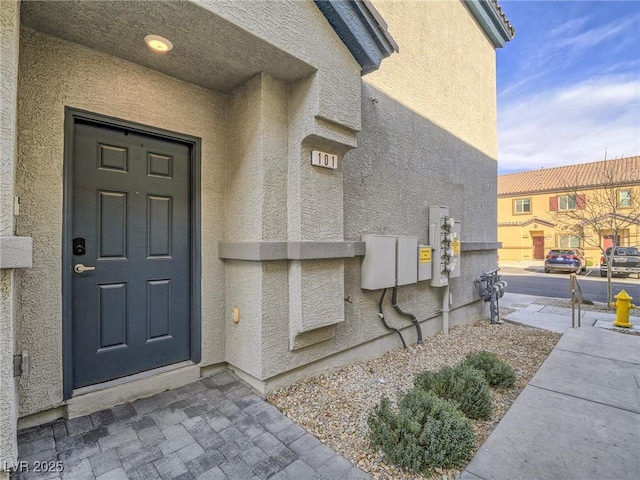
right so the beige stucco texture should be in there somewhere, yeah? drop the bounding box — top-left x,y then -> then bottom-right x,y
15,29 -> 227,417
366,0 -> 498,160
1,0 -> 20,469
197,0 -> 361,132
218,2 -> 363,381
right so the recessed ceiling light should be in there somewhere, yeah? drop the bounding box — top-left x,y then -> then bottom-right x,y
144,34 -> 173,53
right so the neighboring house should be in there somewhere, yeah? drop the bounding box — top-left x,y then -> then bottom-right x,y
0,0 -> 513,470
498,156 -> 640,264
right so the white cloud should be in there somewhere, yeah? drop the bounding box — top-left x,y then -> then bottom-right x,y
499,15 -> 639,102
498,75 -> 640,172
554,18 -> 634,50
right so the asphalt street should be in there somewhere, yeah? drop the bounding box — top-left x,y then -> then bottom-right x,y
499,265 -> 640,304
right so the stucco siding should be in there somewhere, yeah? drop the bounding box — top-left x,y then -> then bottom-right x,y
15,29 -> 227,416
0,270 -> 17,469
0,0 -> 20,469
228,0 -> 501,382
196,0 -> 361,132
340,0 -> 499,338
366,0 -> 498,160
223,73 -> 290,377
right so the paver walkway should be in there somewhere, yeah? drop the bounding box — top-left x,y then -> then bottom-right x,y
13,371 -> 371,480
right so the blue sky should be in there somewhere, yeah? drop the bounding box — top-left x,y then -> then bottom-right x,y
497,0 -> 640,174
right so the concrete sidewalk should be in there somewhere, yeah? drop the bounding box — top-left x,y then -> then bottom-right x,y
499,292 -> 640,334
463,301 -> 640,480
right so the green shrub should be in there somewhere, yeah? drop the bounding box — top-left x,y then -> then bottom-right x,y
461,351 -> 516,389
368,389 -> 474,474
414,364 -> 492,419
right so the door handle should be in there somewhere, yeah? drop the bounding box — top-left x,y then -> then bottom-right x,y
74,263 -> 96,274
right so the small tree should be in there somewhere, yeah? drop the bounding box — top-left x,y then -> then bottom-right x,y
552,158 -> 640,305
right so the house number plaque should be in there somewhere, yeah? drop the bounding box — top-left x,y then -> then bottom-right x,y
311,150 -> 338,170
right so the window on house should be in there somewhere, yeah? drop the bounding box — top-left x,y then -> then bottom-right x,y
557,235 -> 581,248
550,194 -> 585,211
558,195 -> 576,211
620,189 -> 631,207
513,198 -> 531,214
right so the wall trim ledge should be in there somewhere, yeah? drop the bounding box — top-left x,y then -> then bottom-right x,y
461,241 -> 502,251
218,241 -> 366,261
0,237 -> 33,269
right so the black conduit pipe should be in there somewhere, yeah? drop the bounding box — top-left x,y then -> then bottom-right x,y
378,288 -> 407,348
391,286 -> 423,345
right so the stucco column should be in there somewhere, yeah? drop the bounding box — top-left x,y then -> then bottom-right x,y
224,73 -> 289,378
285,76 -> 357,350
0,0 -> 21,473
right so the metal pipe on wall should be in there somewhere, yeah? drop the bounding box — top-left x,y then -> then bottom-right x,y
442,283 -> 450,335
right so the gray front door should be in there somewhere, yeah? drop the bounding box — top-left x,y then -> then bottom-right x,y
71,121 -> 191,388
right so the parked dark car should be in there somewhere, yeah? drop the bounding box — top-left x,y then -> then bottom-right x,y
599,246 -> 640,278
544,248 -> 586,274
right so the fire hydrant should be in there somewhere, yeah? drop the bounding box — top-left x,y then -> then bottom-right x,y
611,290 -> 636,328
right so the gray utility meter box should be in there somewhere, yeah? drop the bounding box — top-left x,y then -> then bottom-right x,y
396,236 -> 418,286
361,235 -> 396,290
360,235 -> 419,290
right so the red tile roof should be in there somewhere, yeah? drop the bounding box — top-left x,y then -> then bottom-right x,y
498,156 -> 640,196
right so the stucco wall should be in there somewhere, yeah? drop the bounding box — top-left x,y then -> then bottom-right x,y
216,0 -> 363,379
0,269 -> 17,470
365,0 -> 498,160
15,29 -> 227,416
338,0 -> 499,343
196,0 -> 361,132
0,0 -> 20,469
232,0 -> 501,381
498,193 -> 554,261
224,73 -> 290,378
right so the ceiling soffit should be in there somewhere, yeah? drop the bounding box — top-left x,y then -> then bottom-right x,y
20,0 -> 316,93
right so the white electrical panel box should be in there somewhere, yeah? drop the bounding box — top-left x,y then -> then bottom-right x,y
396,236 -> 418,286
418,245 -> 432,281
361,235 -> 396,290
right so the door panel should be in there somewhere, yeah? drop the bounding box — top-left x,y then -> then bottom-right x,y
98,191 -> 127,258
72,121 -> 191,388
148,279 -> 171,340
148,196 -> 172,257
98,283 -> 128,350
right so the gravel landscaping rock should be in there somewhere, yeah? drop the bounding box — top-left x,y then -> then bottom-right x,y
268,318 -> 560,480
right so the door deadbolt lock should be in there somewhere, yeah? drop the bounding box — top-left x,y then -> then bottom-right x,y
74,263 -> 96,274
73,237 -> 86,256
